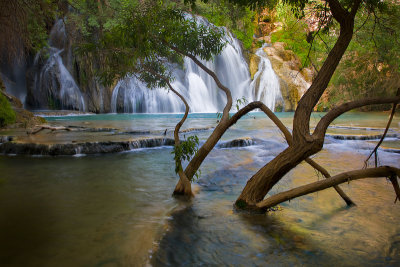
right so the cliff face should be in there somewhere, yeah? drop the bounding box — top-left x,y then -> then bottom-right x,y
263,42 -> 312,111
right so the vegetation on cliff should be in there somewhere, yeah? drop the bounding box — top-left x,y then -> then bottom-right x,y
268,0 -> 400,110
0,93 -> 16,128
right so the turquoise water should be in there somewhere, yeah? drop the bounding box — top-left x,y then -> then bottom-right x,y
1,112 -> 399,266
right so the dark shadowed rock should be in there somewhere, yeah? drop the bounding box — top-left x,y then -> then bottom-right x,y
0,137 -> 175,155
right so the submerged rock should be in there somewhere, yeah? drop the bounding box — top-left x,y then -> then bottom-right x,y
0,137 -> 174,156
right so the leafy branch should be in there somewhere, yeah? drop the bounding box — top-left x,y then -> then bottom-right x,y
172,135 -> 200,179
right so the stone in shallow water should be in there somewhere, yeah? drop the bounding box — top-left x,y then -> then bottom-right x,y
219,137 -> 255,148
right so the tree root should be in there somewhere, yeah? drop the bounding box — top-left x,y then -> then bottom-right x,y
27,125 -> 73,135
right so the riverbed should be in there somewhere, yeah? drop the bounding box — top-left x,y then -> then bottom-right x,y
0,112 -> 399,266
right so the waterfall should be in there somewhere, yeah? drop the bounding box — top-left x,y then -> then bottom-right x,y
30,19 -> 86,111
32,47 -> 86,111
27,18 -> 282,113
111,78 -> 183,113
111,31 -> 282,113
250,44 -> 282,111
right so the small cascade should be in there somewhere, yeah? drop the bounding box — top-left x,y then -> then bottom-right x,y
250,44 -> 282,111
26,17 -> 284,113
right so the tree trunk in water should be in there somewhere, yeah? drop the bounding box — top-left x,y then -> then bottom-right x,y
236,143 -> 321,207
236,0 -> 360,209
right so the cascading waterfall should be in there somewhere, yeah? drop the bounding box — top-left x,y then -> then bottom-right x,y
33,47 -> 86,111
250,44 -> 283,111
111,78 -> 184,113
31,19 -> 86,111
111,29 -> 282,113
28,18 -> 282,113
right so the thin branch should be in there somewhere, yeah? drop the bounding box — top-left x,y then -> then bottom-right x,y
364,88 -> 400,168
163,41 -> 232,122
140,65 -> 192,195
305,158 -> 355,205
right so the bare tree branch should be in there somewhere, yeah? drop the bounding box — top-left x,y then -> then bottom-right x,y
256,166 -> 400,210
364,88 -> 400,168
27,125 -> 73,135
141,65 -> 193,195
163,42 -> 232,122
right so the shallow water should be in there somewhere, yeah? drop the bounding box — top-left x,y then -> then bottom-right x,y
0,112 -> 399,266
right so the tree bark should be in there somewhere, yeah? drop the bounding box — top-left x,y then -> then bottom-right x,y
293,0 -> 359,143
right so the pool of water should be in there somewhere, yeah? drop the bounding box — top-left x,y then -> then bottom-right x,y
0,112 -> 399,266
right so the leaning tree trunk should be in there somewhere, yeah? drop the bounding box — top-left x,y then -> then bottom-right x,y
236,0 -> 362,209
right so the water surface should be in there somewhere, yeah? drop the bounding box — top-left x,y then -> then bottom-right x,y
1,112 -> 399,266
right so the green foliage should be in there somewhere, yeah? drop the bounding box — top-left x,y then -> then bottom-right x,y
325,2 -> 400,109
216,111 -> 223,120
192,0 -> 256,50
73,1 -> 226,88
0,94 -> 16,128
0,0 -> 59,63
270,1 -> 328,67
172,135 -> 200,176
235,96 -> 248,111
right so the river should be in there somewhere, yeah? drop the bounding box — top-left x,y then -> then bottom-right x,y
0,112 -> 399,266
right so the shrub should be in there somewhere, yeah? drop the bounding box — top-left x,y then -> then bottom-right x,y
0,93 -> 16,127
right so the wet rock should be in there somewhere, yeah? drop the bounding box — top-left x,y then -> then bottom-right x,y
249,54 -> 261,80
263,43 -> 313,111
0,136 -> 12,143
219,137 -> 255,148
326,133 -> 397,140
